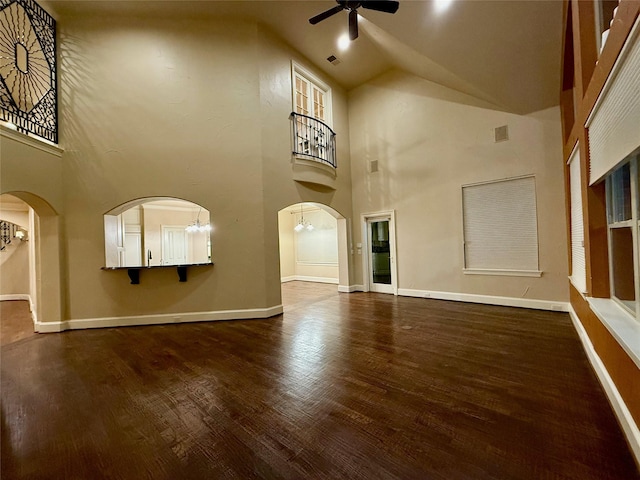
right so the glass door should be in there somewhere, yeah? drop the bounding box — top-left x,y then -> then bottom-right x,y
368,218 -> 394,294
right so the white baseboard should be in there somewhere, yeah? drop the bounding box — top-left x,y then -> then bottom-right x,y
0,293 -> 30,302
281,275 -> 338,284
34,305 -> 284,333
397,288 -> 569,312
338,284 -> 364,293
568,305 -> 640,466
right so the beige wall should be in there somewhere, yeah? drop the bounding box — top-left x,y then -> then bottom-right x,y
257,26 -> 355,303
278,210 -> 296,279
0,197 -> 30,296
2,13 -> 568,327
141,205 -> 209,267
0,201 -> 29,228
0,242 -> 29,295
0,132 -> 64,213
56,15 -> 268,320
1,14 -> 353,325
348,70 -> 568,302
0,132 -> 65,325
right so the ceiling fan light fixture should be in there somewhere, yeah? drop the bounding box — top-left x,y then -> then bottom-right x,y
434,0 -> 454,14
309,0 -> 399,41
337,33 -> 351,51
348,9 -> 358,40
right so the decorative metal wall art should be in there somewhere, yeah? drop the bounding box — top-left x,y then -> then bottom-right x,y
0,220 -> 25,250
0,0 -> 57,143
0,220 -> 12,249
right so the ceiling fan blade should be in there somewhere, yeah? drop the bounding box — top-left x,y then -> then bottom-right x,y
349,9 -> 358,40
360,1 -> 399,14
309,5 -> 344,25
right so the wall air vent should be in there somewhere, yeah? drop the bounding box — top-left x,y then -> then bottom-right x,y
494,125 -> 509,142
327,55 -> 341,66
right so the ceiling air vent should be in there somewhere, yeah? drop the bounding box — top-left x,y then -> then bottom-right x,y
494,125 -> 509,142
327,55 -> 341,66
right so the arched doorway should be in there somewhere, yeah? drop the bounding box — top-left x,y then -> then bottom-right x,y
277,202 -> 350,308
0,194 -> 34,341
0,191 -> 62,332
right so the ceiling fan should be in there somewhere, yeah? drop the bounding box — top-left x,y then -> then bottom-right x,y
309,1 -> 400,41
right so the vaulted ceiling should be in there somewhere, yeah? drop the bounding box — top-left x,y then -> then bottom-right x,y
45,0 -> 563,114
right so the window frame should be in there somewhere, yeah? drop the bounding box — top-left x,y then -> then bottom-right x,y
291,61 -> 333,128
461,175 -> 542,277
594,0 -> 619,54
605,155 -> 640,320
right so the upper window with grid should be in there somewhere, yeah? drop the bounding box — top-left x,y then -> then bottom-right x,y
290,62 -> 336,168
292,63 -> 332,126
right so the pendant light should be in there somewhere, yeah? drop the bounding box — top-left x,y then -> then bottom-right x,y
186,208 -> 212,233
294,204 -> 314,232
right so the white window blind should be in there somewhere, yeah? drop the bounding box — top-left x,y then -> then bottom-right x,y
462,176 -> 540,275
569,146 -> 587,293
588,18 -> 640,185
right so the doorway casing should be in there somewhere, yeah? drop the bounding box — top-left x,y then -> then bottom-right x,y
361,210 -> 398,295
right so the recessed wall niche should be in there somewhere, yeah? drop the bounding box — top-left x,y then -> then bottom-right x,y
104,198 -> 212,268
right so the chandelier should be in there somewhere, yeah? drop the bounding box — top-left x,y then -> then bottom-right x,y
294,205 -> 314,232
185,209 -> 212,233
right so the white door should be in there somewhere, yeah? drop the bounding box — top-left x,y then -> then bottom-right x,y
124,233 -> 142,266
364,213 -> 397,294
162,226 -> 188,265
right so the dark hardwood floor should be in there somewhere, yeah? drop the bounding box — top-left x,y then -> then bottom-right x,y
1,300 -> 37,346
1,283 -> 639,479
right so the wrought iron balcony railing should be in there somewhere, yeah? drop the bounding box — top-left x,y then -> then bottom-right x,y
290,112 -> 337,168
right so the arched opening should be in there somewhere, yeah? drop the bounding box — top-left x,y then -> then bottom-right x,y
104,197 -> 212,268
277,202 -> 350,309
0,191 -> 61,334
0,194 -> 33,342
